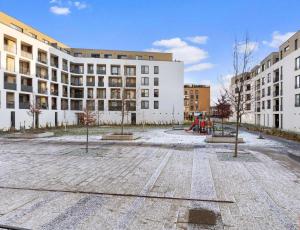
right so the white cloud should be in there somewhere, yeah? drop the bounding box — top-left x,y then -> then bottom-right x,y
152,37 -> 208,64
185,63 -> 214,72
186,36 -> 208,44
153,38 -> 186,48
50,6 -> 71,15
237,41 -> 258,54
74,1 -> 87,9
263,31 -> 295,48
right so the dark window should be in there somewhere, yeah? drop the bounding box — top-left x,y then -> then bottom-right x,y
141,65 -> 149,74
154,77 -> 159,86
295,57 -> 300,70
154,101 -> 159,109
141,89 -> 149,97
295,94 -> 300,107
295,75 -> 300,89
154,89 -> 159,97
154,66 -> 159,74
295,39 -> 298,50
141,77 -> 149,86
141,100 -> 149,109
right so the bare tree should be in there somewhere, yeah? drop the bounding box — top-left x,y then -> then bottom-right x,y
27,94 -> 42,129
82,107 -> 96,153
224,35 -> 254,157
215,93 -> 233,136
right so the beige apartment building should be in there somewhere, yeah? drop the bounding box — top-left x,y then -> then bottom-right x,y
0,12 -> 184,130
184,84 -> 210,120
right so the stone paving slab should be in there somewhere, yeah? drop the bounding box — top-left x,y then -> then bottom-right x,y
0,137 -> 299,229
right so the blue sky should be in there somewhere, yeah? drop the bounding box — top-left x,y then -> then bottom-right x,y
1,0 -> 300,103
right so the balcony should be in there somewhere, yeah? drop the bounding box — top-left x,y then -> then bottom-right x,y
38,88 -> 48,95
4,45 -> 16,53
6,101 -> 15,109
21,85 -> 33,92
126,82 -> 136,87
98,81 -> 104,87
87,81 -> 95,86
109,82 -> 122,87
4,82 -> 17,90
21,50 -> 32,59
70,93 -> 84,99
19,102 -> 30,109
51,90 -> 59,96
38,57 -> 47,64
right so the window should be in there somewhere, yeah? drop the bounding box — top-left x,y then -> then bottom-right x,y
284,46 -> 290,52
97,65 -> 106,74
154,89 -> 159,97
91,53 -> 100,58
141,89 -> 149,97
267,73 -> 271,83
262,77 -> 265,85
154,66 -> 159,74
141,65 -> 149,74
267,100 -> 271,109
111,65 -> 120,75
141,100 -> 149,109
295,57 -> 300,70
262,101 -> 265,110
296,94 -> 300,107
295,75 -> 300,89
295,39 -> 298,50
141,77 -> 149,86
262,88 -> 265,98
10,24 -> 23,32
154,101 -> 159,109
267,60 -> 271,68
149,56 -> 154,60
267,86 -> 271,96
154,77 -> 159,86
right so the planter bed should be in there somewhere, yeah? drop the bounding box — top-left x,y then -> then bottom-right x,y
205,136 -> 244,143
102,133 -> 139,141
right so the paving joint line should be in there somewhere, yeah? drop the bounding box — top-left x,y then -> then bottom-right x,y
0,186 -> 235,204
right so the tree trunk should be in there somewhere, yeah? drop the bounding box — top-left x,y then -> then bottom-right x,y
86,125 -> 89,153
121,100 -> 124,135
221,118 -> 224,136
32,113 -> 35,129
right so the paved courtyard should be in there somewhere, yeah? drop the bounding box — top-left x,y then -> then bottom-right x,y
0,128 -> 299,229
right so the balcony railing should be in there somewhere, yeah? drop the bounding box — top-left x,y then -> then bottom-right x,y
87,105 -> 95,111
36,73 -> 49,80
19,102 -> 30,109
87,94 -> 94,99
97,70 -> 106,75
70,93 -> 84,98
70,69 -> 84,74
86,81 -> 95,86
71,81 -> 83,86
126,83 -> 136,87
71,105 -> 83,110
273,75 -> 280,83
21,50 -> 33,59
4,82 -> 17,90
109,106 -> 122,111
38,57 -> 47,64
109,82 -> 122,87
20,70 -> 30,76
38,103 -> 48,110
52,105 -> 57,110
38,88 -> 48,94
98,82 -> 104,87
51,90 -> 59,96
6,101 -> 15,109
21,85 -> 33,92
4,45 -> 16,53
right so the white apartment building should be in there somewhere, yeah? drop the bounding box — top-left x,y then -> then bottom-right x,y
230,32 -> 300,133
0,12 -> 184,130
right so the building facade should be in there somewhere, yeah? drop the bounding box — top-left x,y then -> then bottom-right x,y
0,12 -> 184,130
184,84 -> 210,120
230,32 -> 300,133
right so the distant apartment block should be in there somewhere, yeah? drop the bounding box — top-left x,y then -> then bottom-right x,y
229,31 -> 300,133
0,12 -> 184,130
184,84 -> 210,119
